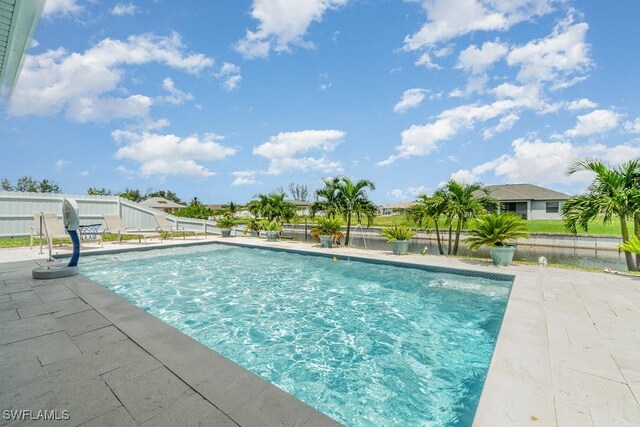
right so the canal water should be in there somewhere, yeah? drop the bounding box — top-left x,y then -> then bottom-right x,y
282,227 -> 628,271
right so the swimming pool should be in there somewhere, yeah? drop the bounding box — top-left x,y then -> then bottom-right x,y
81,244 -> 513,426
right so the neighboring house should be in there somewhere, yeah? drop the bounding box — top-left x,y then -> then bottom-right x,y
288,200 -> 312,216
378,202 -> 417,216
140,197 -> 186,214
477,184 -> 571,220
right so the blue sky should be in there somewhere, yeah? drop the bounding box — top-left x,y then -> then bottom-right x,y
1,0 -> 639,204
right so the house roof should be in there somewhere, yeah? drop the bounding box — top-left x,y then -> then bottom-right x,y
0,0 -> 45,99
476,184 -> 571,201
384,202 -> 418,210
140,197 -> 186,209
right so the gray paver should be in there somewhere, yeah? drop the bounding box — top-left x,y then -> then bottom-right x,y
33,283 -> 77,303
10,290 -> 43,306
17,297 -> 91,319
141,393 -> 237,427
102,366 -> 195,423
80,406 -> 138,427
0,331 -> 81,366
0,357 -> 46,393
55,309 -> 111,337
0,309 -> 19,322
71,325 -> 129,354
0,314 -> 63,345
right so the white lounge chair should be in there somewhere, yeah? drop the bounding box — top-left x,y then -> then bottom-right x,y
152,213 -> 207,240
30,212 -> 69,249
102,214 -> 161,244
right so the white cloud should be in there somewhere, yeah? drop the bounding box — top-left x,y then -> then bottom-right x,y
10,33 -> 213,122
157,78 -> 194,105
380,84 -> 547,165
623,117 -> 640,134
566,98 -> 597,111
450,169 -> 479,184
507,18 -> 591,85
456,40 -> 508,74
55,159 -> 72,171
407,185 -> 428,196
113,131 -> 236,178
564,109 -> 620,138
65,95 -> 153,123
482,113 -> 519,139
42,0 -> 82,17
79,170 -> 89,177
453,137 -> 640,185
111,3 -> 138,16
404,0 -> 555,51
253,129 -> 345,175
415,52 -> 441,69
235,0 -> 348,59
232,170 -> 260,186
394,89 -> 428,113
390,189 -> 408,200
215,62 -> 242,91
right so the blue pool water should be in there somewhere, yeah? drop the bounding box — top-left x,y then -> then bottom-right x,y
81,245 -> 512,426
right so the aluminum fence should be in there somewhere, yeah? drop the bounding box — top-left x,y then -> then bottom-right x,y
0,191 -> 219,237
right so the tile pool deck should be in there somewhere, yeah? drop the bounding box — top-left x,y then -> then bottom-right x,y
1,237 -> 639,426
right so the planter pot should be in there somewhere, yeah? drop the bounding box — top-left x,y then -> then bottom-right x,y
265,231 -> 279,242
319,235 -> 333,248
220,228 -> 232,238
489,246 -> 516,266
392,240 -> 410,255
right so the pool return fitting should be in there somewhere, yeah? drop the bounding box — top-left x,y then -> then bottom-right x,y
32,198 -> 81,280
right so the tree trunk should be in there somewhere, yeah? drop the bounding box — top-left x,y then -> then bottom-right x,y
620,214 -> 636,271
434,220 -> 444,255
447,224 -> 453,255
452,217 -> 463,255
345,213 -> 352,246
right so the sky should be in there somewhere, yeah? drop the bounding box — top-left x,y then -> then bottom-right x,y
1,0 -> 639,204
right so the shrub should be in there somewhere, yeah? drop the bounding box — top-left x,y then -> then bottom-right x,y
465,213 -> 529,251
215,217 -> 235,229
379,225 -> 417,242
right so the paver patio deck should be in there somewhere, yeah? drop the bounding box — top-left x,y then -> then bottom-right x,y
1,237 -> 639,426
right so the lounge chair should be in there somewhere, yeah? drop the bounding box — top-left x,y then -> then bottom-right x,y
152,213 -> 207,240
30,212 -> 69,249
102,214 -> 161,244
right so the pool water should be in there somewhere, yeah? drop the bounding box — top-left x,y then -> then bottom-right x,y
81,245 -> 512,426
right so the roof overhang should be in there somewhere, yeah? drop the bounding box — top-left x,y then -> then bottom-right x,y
0,0 -> 45,100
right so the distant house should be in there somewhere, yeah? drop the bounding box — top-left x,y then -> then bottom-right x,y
477,184 -> 571,220
288,200 -> 312,216
378,202 -> 417,216
140,197 -> 186,214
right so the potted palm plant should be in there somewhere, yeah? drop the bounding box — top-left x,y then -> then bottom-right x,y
243,218 -> 262,237
380,225 -> 417,255
216,217 -> 235,237
262,220 -> 282,242
465,213 -> 529,266
310,217 -> 343,248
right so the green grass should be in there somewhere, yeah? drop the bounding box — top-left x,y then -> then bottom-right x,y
0,232 -> 205,248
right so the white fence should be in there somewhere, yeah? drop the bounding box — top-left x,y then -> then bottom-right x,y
0,192 -> 218,237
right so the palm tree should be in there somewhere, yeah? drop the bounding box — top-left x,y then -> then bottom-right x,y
313,177 -> 376,246
410,192 -> 449,254
221,201 -> 241,218
310,178 -> 341,219
562,158 -> 640,271
251,193 -> 297,225
439,180 -> 497,255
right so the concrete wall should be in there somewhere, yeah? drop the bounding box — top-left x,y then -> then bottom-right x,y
528,200 -> 564,220
0,192 -> 218,237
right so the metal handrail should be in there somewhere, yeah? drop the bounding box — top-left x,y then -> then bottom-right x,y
39,211 -> 54,262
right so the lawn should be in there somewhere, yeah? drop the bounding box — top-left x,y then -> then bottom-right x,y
0,232 -> 206,248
